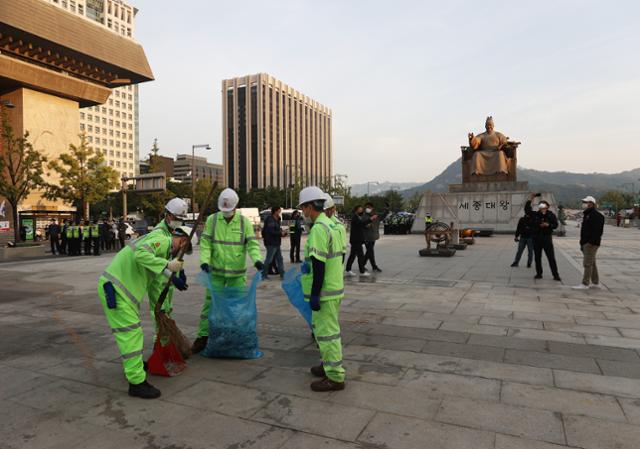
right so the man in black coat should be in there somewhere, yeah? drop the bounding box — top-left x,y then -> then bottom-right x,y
262,206 -> 285,280
346,205 -> 377,277
573,195 -> 605,290
511,213 -> 534,268
525,193 -> 561,281
48,218 -> 61,255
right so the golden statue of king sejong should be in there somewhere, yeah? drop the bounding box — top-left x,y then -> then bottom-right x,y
467,116 -> 520,177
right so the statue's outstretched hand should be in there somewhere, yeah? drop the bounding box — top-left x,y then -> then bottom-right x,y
468,132 -> 474,142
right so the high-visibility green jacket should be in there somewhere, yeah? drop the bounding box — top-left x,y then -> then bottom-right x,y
199,212 -> 261,277
425,217 -> 433,224
90,224 -> 100,238
66,226 -> 74,239
331,215 -> 348,255
302,213 -> 345,302
101,229 -> 172,309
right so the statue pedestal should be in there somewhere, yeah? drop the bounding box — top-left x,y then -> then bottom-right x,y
412,181 -> 556,234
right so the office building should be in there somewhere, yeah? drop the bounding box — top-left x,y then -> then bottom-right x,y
174,154 -> 224,186
222,73 -> 332,191
0,0 -> 152,243
44,0 -> 140,178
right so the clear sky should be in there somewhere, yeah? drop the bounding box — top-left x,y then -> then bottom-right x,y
133,0 -> 640,185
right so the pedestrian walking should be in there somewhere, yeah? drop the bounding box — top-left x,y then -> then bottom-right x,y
262,206 -> 285,280
98,225 -> 191,399
525,193 -> 561,281
193,188 -> 263,354
363,202 -> 382,272
48,218 -> 61,255
298,186 -> 346,392
573,196 -> 605,290
511,212 -> 534,268
345,205 -> 376,277
289,210 -> 304,263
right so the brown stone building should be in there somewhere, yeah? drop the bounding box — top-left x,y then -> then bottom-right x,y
222,73 -> 332,191
0,0 -> 153,243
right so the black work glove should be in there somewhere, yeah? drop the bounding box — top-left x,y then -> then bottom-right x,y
172,270 -> 188,291
103,281 -> 117,309
200,263 -> 210,273
309,295 -> 321,312
255,261 -> 265,271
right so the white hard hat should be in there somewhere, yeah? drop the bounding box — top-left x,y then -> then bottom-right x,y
218,188 -> 239,212
582,195 -> 597,204
323,193 -> 335,210
165,198 -> 188,218
173,226 -> 195,254
298,186 -> 326,208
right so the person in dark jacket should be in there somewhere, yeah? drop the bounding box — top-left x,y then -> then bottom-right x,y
573,196 -> 605,290
262,206 -> 285,280
117,219 -> 127,250
48,218 -> 61,255
289,210 -> 304,263
346,205 -> 377,277
525,193 -> 561,281
60,219 -> 68,255
511,213 -> 534,268
363,202 -> 383,272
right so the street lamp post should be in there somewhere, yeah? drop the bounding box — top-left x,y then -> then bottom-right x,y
285,164 -> 301,208
191,144 -> 211,215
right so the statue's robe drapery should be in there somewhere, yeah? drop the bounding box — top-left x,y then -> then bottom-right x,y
470,131 -> 509,176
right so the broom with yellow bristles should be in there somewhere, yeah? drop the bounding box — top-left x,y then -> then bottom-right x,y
148,182 -> 218,375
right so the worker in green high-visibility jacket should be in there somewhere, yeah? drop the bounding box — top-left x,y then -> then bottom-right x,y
148,198 -> 190,340
89,219 -> 101,256
192,188 -> 263,354
323,194 -> 348,261
299,186 -> 346,392
97,226 -> 191,399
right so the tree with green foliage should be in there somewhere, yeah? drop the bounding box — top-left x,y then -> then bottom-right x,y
0,110 -> 48,242
45,134 -> 119,220
405,192 -> 423,213
599,190 -> 634,211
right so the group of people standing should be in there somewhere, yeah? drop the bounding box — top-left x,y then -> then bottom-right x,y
101,187 -> 351,400
46,218 -> 129,256
511,193 -> 604,289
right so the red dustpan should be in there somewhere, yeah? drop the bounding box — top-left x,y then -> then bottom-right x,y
147,340 -> 187,377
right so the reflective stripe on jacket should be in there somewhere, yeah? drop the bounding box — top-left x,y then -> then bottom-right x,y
199,212 -> 261,277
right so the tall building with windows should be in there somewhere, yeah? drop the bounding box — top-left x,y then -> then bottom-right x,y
44,0 -> 140,178
222,73 -> 332,191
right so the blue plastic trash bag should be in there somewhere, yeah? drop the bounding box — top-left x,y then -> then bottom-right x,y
281,267 -> 312,328
197,271 -> 263,359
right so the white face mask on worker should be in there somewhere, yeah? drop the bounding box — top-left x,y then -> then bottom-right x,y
168,219 -> 182,229
222,210 -> 235,218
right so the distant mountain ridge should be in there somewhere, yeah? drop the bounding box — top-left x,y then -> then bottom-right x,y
401,159 -> 640,206
350,181 -> 422,196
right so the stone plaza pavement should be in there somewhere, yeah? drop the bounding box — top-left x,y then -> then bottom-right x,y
1,222 -> 640,449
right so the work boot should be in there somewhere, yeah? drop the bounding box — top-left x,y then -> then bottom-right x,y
191,336 -> 208,354
143,361 -> 148,372
310,377 -> 345,392
128,380 -> 161,399
310,364 -> 326,378
510,262 -> 518,267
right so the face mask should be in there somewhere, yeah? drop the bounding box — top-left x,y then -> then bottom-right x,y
365,208 -> 372,214
222,210 -> 235,218
168,219 -> 182,229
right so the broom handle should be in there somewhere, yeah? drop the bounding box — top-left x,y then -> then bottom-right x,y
155,181 -> 218,314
